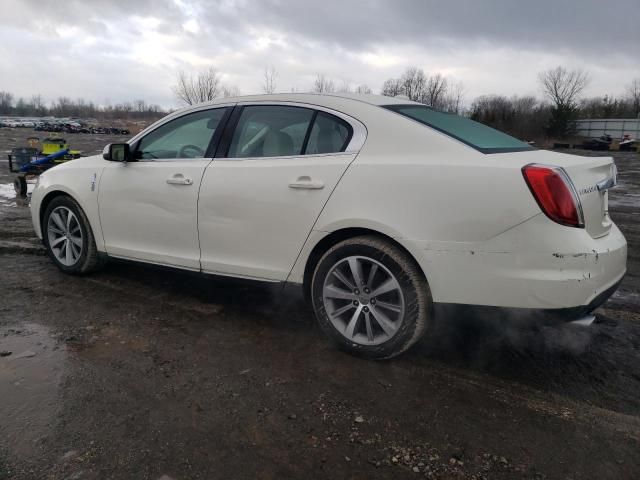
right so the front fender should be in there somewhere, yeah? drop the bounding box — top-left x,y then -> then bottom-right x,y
30,156 -> 106,251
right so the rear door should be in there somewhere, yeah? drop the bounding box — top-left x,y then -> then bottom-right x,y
198,103 -> 364,280
99,107 -> 230,269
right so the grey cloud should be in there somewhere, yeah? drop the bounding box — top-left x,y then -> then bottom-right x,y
2,0 -> 183,25
0,0 -> 639,107
208,0 -> 640,55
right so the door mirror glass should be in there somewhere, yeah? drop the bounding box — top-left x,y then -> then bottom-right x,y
104,143 -> 130,162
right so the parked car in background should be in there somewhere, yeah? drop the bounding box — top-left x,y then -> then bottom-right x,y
30,93 -> 627,358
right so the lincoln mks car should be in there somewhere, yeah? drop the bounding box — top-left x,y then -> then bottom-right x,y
30,93 -> 627,358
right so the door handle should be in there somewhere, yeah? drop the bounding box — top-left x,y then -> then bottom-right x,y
288,176 -> 324,190
166,174 -> 193,186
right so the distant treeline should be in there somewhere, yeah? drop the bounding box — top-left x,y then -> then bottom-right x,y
378,67 -> 640,141
0,92 -> 166,121
3,66 -> 640,141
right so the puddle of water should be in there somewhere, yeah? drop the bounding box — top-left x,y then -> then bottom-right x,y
0,323 -> 66,460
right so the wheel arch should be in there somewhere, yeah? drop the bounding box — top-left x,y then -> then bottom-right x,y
39,190 -> 101,250
39,190 -> 73,232
301,227 -> 429,301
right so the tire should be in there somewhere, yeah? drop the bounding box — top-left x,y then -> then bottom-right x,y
14,176 -> 27,197
311,235 -> 432,359
43,195 -> 105,274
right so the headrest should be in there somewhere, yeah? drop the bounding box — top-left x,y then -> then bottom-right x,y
263,130 -> 294,156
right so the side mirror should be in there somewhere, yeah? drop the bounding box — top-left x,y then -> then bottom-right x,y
103,143 -> 131,162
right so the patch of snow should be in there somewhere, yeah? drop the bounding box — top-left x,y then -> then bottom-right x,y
0,183 -> 16,200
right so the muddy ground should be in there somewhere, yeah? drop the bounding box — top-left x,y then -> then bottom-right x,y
0,128 -> 639,480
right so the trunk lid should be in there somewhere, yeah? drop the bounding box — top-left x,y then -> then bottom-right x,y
509,150 -> 616,238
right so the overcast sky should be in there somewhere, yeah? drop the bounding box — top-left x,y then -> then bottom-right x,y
1,0 -> 639,108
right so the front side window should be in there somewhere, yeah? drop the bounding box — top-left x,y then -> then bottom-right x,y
385,105 -> 533,154
227,106 -> 314,158
136,108 -> 227,160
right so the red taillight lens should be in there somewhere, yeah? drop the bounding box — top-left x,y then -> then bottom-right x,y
522,164 -> 584,228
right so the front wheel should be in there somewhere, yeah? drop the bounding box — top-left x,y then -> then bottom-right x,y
43,196 -> 104,274
311,235 -> 432,359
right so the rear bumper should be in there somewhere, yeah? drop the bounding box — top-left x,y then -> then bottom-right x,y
401,213 -> 627,310
546,277 -> 623,319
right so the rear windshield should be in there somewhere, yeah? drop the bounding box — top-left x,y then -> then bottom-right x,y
385,105 -> 534,154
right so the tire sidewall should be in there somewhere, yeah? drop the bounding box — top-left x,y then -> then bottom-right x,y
43,197 -> 91,273
311,239 -> 427,359
14,176 -> 27,196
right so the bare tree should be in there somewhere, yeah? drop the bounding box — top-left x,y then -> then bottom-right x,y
382,68 -> 454,107
400,67 -> 427,102
539,66 -> 589,110
0,91 -> 14,114
381,78 -> 404,97
355,84 -> 372,95
539,66 -> 589,138
30,94 -> 45,115
53,96 -> 73,116
470,94 -> 550,141
222,85 -> 241,98
423,73 -> 448,107
337,79 -> 351,93
313,74 -> 335,93
626,78 -> 640,117
14,98 -> 27,116
262,66 -> 278,94
172,67 -> 222,105
133,99 -> 147,113
442,81 -> 465,113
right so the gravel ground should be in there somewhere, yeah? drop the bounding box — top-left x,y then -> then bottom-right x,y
0,128 -> 639,480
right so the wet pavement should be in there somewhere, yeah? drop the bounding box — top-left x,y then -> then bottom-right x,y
1,129 -> 639,479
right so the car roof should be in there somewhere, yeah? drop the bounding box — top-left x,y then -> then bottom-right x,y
190,92 -> 422,110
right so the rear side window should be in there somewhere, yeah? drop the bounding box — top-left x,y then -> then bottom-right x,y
306,112 -> 351,155
228,106 -> 314,158
385,105 -> 533,154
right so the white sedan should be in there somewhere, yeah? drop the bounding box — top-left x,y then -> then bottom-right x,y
30,93 -> 627,358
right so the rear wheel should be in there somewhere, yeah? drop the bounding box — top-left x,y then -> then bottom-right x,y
14,176 -> 27,196
311,235 -> 432,359
43,196 -> 104,274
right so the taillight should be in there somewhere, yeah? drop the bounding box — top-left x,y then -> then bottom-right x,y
522,164 -> 584,228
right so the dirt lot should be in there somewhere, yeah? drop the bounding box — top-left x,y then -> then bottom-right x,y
1,128 -> 639,480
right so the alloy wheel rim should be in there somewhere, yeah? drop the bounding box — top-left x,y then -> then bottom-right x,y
47,206 -> 83,266
322,255 -> 405,346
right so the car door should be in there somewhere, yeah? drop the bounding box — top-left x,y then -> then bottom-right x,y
98,106 -> 230,270
198,103 -> 365,280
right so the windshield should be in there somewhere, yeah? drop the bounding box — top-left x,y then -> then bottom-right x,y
385,104 -> 534,154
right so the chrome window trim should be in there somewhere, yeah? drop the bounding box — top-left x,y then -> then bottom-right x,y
216,152 -> 355,162
133,157 -> 213,163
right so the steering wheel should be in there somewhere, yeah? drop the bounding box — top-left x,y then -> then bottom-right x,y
178,144 -> 205,158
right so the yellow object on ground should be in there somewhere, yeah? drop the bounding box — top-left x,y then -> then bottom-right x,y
41,137 -> 69,155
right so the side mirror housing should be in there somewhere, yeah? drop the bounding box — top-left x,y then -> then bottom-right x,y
103,143 -> 131,161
